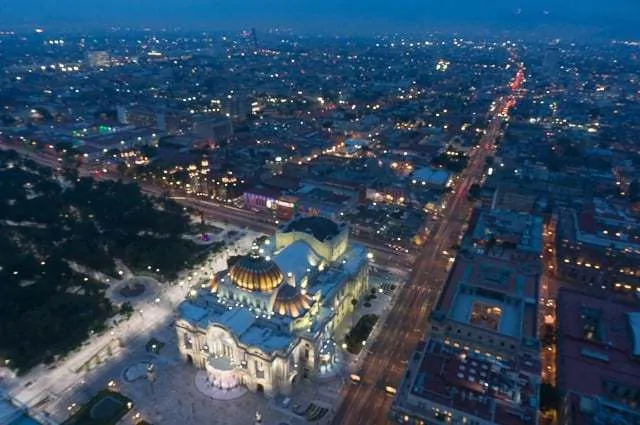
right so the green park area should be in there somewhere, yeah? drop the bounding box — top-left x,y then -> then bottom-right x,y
63,390 -> 132,425
345,314 -> 378,354
0,149 -> 206,373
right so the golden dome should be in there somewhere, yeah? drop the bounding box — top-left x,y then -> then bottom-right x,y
228,254 -> 283,292
273,285 -> 312,318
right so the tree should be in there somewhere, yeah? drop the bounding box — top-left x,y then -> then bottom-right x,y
540,383 -> 561,411
541,324 -> 557,347
116,162 -> 128,175
468,183 -> 482,200
0,151 -> 198,373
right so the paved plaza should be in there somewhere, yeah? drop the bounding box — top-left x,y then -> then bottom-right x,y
122,360 -> 306,425
117,335 -> 343,425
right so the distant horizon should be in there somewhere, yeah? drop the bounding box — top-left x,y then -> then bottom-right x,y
0,0 -> 638,39
0,21 -> 637,42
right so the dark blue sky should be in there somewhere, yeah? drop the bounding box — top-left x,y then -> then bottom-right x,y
1,0 -> 638,34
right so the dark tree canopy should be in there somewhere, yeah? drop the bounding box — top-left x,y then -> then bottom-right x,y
0,149 -> 201,373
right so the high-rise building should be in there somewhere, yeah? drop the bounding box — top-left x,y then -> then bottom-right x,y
223,93 -> 251,120
193,116 -> 234,144
187,157 -> 210,197
87,51 -> 110,68
250,28 -> 258,50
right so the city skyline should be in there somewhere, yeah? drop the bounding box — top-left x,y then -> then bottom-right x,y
1,0 -> 639,35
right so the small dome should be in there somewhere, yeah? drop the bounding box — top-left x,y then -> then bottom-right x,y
209,277 -> 219,293
273,285 -> 312,318
228,253 -> 283,292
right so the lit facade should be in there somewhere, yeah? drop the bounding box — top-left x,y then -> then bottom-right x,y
176,217 -> 369,397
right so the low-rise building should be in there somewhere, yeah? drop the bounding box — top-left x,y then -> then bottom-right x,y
429,251 -> 541,361
391,339 -> 540,425
556,287 -> 640,425
555,199 -> 640,293
463,209 -> 544,261
411,167 -> 452,189
391,242 -> 542,425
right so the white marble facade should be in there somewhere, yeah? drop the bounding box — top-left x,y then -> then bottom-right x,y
176,216 -> 369,397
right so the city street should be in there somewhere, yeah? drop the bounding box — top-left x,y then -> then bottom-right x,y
331,103 -> 508,425
329,63 -> 529,425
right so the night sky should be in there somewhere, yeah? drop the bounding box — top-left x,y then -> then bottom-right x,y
1,0 -> 638,34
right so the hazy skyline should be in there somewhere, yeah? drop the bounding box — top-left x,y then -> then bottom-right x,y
1,0 -> 639,35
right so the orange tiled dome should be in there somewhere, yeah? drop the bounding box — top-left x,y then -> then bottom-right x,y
273,285 -> 312,318
228,254 -> 284,292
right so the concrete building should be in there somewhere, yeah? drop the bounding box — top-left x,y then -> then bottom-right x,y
391,242 -> 542,425
490,186 -> 539,214
556,287 -> 640,425
411,167 -> 452,189
175,217 -> 369,397
87,51 -> 110,68
193,116 -> 234,144
555,200 -> 640,293
429,251 -> 541,361
391,339 -> 540,425
463,209 -> 544,261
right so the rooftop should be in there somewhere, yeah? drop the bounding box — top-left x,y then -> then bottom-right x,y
412,167 -> 451,186
571,199 -> 640,254
179,239 -> 367,355
273,239 -> 322,281
283,216 -> 342,242
178,300 -> 295,355
394,340 -> 539,425
466,210 -> 543,254
556,287 -> 640,403
434,252 -> 539,342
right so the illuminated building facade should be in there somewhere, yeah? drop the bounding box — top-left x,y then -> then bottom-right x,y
176,217 -> 369,396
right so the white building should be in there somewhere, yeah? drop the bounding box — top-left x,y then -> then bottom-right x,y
176,217 -> 369,397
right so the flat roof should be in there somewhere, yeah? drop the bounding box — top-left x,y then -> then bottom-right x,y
412,167 -> 450,185
556,287 -> 640,398
397,340 -> 538,425
283,216 -> 342,242
564,200 -> 640,254
435,253 -> 539,341
467,210 -> 543,254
